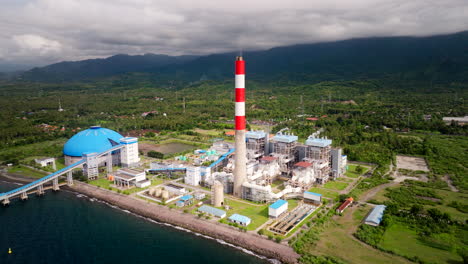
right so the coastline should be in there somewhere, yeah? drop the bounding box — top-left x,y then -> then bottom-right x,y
0,175 -> 300,264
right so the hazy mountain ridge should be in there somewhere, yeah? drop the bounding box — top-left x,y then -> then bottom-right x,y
19,31 -> 468,83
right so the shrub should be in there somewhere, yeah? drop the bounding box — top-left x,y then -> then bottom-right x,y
275,236 -> 283,243
257,229 -> 265,235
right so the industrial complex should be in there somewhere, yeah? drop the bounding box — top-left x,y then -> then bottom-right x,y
1,56 -> 362,239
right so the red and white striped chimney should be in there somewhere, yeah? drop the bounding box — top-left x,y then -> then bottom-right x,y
233,56 -> 247,197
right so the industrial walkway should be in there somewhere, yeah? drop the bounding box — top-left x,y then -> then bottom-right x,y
0,144 -> 125,205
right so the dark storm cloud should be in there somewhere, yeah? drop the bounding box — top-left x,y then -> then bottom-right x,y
0,0 -> 467,67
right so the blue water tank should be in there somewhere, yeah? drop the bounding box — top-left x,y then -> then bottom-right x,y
63,126 -> 124,157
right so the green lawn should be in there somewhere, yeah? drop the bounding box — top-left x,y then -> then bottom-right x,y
312,206 -> 411,264
7,165 -> 47,178
379,223 -> 463,264
323,181 -> 349,190
89,177 -> 166,195
221,198 -> 301,231
346,164 -> 370,178
223,199 -> 269,230
308,187 -> 340,199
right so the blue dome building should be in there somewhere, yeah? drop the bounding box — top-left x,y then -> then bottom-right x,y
63,126 -> 124,165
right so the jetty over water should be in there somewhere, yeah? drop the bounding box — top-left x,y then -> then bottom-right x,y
0,144 -> 125,206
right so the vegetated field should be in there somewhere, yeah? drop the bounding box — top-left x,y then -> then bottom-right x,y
89,176 -> 165,195
312,205 -> 411,264
323,181 -> 349,190
308,187 -> 339,199
424,189 -> 468,222
7,165 -> 47,178
222,198 -> 300,231
139,142 -> 197,155
223,198 -> 269,230
378,223 -> 463,263
0,138 -> 66,162
345,164 -> 370,178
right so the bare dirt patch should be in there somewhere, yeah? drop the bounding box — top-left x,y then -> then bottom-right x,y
396,155 -> 429,171
139,142 -> 196,155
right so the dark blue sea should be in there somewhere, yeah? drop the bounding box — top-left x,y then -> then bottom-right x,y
0,181 -> 269,264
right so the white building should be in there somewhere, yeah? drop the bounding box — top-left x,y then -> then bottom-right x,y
34,157 -> 56,170
164,184 -> 186,195
120,137 -> 140,167
111,168 -> 148,188
331,148 -> 347,179
269,199 -> 288,218
185,166 -> 201,186
304,191 -> 322,205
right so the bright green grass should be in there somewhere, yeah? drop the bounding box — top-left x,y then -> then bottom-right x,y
308,187 -> 339,199
379,223 -> 463,263
89,177 -> 165,195
7,165 -> 47,178
223,199 -> 269,230
323,181 -> 349,190
346,164 -> 370,178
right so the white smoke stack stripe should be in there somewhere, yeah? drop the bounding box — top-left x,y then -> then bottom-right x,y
233,56 -> 247,197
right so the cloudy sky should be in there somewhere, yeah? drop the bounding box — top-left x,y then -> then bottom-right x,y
0,0 -> 467,70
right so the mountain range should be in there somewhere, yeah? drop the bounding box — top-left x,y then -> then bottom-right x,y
18,31 -> 468,83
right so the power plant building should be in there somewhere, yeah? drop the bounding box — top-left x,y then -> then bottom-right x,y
63,126 -> 140,171
269,199 -> 288,218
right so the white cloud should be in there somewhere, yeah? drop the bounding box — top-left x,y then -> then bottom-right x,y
0,0 -> 466,68
13,34 -> 62,55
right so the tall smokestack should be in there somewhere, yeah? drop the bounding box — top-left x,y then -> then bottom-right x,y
233,56 -> 247,197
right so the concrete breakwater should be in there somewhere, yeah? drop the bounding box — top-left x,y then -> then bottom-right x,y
68,182 -> 300,264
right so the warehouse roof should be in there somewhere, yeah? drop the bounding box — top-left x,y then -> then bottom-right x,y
198,205 -> 226,218
228,214 -> 251,224
180,195 -> 193,201
365,205 -> 386,225
304,191 -> 322,197
270,199 -> 288,209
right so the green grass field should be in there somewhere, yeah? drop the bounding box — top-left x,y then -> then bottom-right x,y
378,223 -> 463,264
223,199 -> 269,230
221,198 -> 301,231
346,164 -> 370,178
323,181 -> 349,190
89,177 -> 165,195
312,205 -> 411,264
308,187 -> 340,199
7,165 -> 47,178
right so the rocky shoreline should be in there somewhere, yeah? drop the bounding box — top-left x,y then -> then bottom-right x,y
0,175 -> 299,264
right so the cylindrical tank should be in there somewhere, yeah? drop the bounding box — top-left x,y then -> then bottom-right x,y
212,180 -> 224,207
161,190 -> 169,200
148,187 -> 156,196
155,188 -> 162,197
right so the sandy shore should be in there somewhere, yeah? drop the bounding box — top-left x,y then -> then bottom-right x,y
1,173 -> 299,264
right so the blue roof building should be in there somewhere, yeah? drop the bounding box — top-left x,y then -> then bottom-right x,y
304,191 -> 322,197
63,126 -> 123,157
197,205 -> 226,218
270,199 -> 288,209
180,195 -> 193,201
365,205 -> 386,226
305,137 -> 332,147
269,199 -> 288,218
228,214 -> 251,226
272,134 -> 298,143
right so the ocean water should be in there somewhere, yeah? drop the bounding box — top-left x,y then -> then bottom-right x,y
0,182 -> 269,264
